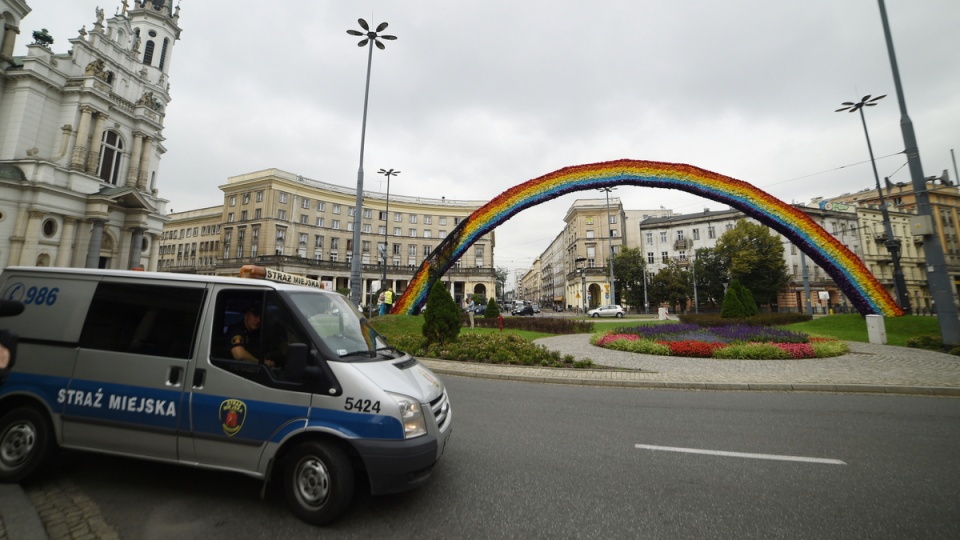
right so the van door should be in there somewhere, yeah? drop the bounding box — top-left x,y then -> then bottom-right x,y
183,288 -> 315,474
65,280 -> 206,461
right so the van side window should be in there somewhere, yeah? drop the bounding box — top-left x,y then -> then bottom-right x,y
210,290 -> 314,390
79,283 -> 205,359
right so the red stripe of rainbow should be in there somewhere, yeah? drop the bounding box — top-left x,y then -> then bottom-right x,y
392,159 -> 903,317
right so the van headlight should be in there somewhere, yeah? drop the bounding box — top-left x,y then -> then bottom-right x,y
387,392 -> 427,439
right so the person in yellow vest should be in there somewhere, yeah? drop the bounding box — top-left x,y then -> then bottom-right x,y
381,287 -> 395,316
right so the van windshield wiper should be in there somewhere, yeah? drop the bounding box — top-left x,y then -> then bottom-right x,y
339,349 -> 377,358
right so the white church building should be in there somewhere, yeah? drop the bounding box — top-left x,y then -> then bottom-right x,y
0,0 -> 180,270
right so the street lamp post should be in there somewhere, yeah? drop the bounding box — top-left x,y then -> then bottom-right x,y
346,19 -> 396,307
377,168 -> 399,288
876,0 -> 959,345
575,256 -> 587,319
836,94 -> 910,313
598,187 -> 617,305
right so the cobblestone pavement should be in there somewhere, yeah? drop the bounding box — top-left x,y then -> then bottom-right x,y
5,337 -> 959,540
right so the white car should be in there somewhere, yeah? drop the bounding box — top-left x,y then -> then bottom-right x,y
587,304 -> 624,318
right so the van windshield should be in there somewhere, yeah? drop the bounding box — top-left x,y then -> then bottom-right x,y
286,291 -> 387,360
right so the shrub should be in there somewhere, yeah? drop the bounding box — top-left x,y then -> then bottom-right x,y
712,342 -> 791,359
906,334 -> 943,351
810,340 -> 849,357
422,281 -> 460,345
679,313 -> 812,327
484,298 -> 500,318
720,280 -> 759,318
773,342 -> 816,359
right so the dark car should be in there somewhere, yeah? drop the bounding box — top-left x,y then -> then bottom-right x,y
511,305 -> 535,316
474,304 -> 487,316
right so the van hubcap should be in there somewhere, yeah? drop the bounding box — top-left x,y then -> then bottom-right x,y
295,457 -> 330,507
0,422 -> 36,469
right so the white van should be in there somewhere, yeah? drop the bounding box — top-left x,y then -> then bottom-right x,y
0,266 -> 452,525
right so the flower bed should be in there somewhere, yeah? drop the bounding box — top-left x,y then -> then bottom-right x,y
591,323 -> 847,359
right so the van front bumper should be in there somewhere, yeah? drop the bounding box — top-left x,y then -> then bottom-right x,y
352,429 -> 450,495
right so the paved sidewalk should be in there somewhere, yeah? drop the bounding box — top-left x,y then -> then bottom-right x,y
420,336 -> 960,396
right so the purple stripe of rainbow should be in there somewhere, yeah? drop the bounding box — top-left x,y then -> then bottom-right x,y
393,159 -> 903,317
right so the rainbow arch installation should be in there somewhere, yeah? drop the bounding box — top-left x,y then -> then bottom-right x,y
392,159 -> 903,317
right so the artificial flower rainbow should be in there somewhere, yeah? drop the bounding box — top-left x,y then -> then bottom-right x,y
392,159 -> 903,317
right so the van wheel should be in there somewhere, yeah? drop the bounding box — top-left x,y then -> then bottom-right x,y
283,441 -> 354,525
0,406 -> 53,483
591,313 -> 599,318
616,313 -> 623,318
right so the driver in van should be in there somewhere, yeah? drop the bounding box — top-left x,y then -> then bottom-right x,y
228,306 -> 274,367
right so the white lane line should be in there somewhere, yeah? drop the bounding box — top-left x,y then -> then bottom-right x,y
635,444 -> 846,465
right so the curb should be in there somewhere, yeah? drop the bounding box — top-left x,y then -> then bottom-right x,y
420,360 -> 960,397
0,483 -> 48,540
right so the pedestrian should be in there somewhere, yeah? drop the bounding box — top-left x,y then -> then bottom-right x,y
378,290 -> 387,316
383,287 -> 395,315
467,297 -> 476,328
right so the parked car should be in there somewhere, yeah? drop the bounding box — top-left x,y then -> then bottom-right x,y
587,304 -> 624,318
511,305 -> 535,316
474,304 -> 487,316
531,303 -> 541,313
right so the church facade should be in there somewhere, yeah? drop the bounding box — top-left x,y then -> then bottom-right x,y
0,0 -> 180,270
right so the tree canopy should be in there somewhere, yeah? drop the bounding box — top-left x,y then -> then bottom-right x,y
713,219 -> 790,306
612,247 -> 647,310
648,259 -> 693,312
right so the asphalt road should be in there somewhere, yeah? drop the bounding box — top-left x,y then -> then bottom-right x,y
25,376 -> 960,539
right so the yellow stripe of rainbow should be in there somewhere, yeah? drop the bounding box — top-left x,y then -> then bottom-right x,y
392,159 -> 903,317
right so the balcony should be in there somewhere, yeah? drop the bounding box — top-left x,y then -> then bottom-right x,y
674,238 -> 693,250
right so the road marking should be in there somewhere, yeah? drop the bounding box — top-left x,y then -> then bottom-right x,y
635,444 -> 846,465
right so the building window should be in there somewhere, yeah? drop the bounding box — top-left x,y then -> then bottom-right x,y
423,245 -> 432,257
330,238 -> 339,250
692,228 -> 700,240
395,213 -> 402,222
142,39 -> 155,65
158,38 -> 169,70
317,201 -> 325,211
661,251 -> 669,263
333,204 -> 341,214
317,217 -> 325,227
229,196 -> 237,206
379,211 -> 388,221
301,198 -> 310,209
679,250 -> 687,260
676,230 -> 684,240
362,241 -> 371,253
609,215 -> 617,224
348,207 -> 356,217
408,245 -> 417,257
439,217 -> 447,226
424,216 -> 432,225
378,225 -> 386,235
409,229 -> 417,237
97,130 -> 125,185
276,227 -> 286,242
423,230 -> 432,238
394,227 -> 402,236
586,230 -> 595,239
299,233 -> 308,247
362,224 -> 371,233
277,209 -> 286,221
300,214 -> 309,224
279,192 -> 288,204
347,222 -> 354,232
315,235 -> 324,248
707,226 -> 716,239
647,252 -> 655,264
256,191 -> 264,202
332,220 -> 340,230
725,223 -> 733,231
659,231 -> 667,242
227,213 -> 235,223
409,215 -> 418,224
363,209 -> 372,219
242,192 -> 250,204
645,232 -> 653,244
254,208 -> 262,219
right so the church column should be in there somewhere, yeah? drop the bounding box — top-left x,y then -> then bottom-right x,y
148,233 -> 161,271
70,106 -> 95,170
1,24 -> 19,59
16,211 -> 45,266
86,113 -> 108,175
128,227 -> 145,269
85,219 -> 107,268
55,217 -> 78,267
136,137 -> 151,190
126,132 -> 143,187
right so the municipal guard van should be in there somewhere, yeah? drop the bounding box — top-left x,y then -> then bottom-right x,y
0,266 -> 452,525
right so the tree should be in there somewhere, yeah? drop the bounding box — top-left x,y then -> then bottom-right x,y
720,279 -> 759,318
484,297 -> 500,318
714,219 -> 790,306
612,247 -> 647,311
648,259 -> 693,313
692,248 -> 728,308
422,281 -> 460,345
495,266 -> 509,300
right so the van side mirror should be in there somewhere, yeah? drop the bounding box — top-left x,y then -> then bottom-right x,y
285,342 -> 308,381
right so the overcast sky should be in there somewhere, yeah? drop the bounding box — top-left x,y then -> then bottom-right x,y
19,1 -> 960,283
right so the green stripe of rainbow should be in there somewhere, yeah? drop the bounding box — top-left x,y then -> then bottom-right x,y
392,159 -> 903,317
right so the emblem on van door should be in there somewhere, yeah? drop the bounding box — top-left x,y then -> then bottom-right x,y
219,399 -> 247,436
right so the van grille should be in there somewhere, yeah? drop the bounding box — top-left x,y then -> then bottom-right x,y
430,390 -> 451,433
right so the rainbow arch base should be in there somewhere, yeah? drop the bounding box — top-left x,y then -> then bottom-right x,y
392,159 -> 903,318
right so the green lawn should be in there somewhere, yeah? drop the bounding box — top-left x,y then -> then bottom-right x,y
783,314 -> 941,347
369,313 -> 943,348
